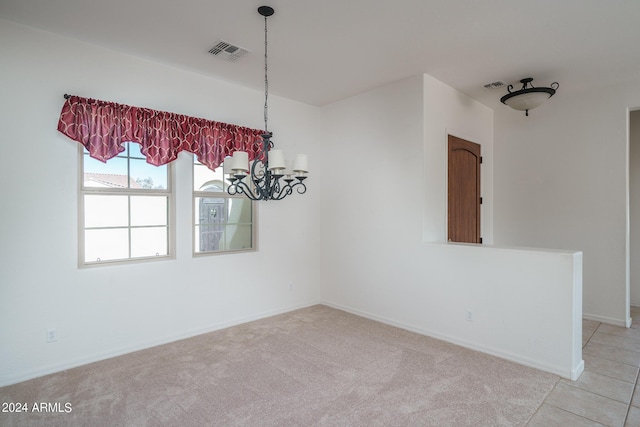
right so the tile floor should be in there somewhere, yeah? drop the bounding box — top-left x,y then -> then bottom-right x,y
527,306 -> 640,427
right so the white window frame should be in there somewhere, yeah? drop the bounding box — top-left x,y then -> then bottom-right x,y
193,156 -> 256,256
78,144 -> 175,267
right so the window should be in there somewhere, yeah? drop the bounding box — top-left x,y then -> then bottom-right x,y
193,157 -> 254,254
80,142 -> 172,265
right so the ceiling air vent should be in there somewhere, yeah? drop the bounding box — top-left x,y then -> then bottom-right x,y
483,81 -> 506,89
208,40 -> 250,62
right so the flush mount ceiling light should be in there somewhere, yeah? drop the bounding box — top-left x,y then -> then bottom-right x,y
226,6 -> 309,201
500,78 -> 559,116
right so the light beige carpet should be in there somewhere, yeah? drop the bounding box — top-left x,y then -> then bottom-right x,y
0,305 -> 559,426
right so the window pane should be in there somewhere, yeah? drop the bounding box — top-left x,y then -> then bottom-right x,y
193,197 -> 253,253
130,158 -> 167,190
195,225 -> 224,252
131,227 -> 168,257
194,160 -> 227,192
196,197 -> 226,225
83,155 -> 128,188
131,196 -> 167,226
227,198 -> 252,223
225,224 -> 252,250
84,195 -> 128,227
193,155 -> 253,255
85,228 -> 129,262
127,142 -> 145,159
195,196 -> 226,253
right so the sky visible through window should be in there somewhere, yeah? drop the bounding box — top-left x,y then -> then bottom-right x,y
83,142 -> 167,189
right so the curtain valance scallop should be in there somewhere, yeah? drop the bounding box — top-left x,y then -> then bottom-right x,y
57,95 -> 265,170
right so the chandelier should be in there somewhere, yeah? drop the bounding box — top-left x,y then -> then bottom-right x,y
500,78 -> 559,116
226,6 -> 308,201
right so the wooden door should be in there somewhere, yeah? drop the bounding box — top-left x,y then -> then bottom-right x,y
448,135 -> 481,243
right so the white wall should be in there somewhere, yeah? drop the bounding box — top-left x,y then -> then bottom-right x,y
423,74 -> 494,243
631,110 -> 640,306
0,20 -> 322,386
320,76 -> 583,379
494,80 -> 640,326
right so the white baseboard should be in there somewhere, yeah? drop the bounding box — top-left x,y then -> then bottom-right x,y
0,301 -> 321,388
571,359 -> 585,381
583,312 -> 630,327
322,301 -> 580,380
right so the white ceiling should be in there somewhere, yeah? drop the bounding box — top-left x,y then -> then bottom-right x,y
2,0 -> 640,110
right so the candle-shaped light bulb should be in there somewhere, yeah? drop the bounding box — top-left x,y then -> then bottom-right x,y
231,151 -> 249,174
223,156 -> 233,176
292,154 -> 309,174
267,149 -> 286,171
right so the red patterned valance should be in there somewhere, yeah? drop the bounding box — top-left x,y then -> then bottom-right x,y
57,95 -> 265,170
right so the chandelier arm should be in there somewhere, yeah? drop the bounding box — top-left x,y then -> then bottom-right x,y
230,179 -> 261,201
227,183 -> 239,196
286,179 -> 307,195
276,189 -> 294,200
279,180 -> 306,199
294,180 -> 307,194
270,180 -> 294,200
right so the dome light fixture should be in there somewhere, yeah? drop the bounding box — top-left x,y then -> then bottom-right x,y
500,78 -> 559,116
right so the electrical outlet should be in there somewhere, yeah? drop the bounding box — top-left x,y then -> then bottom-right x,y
466,311 -> 473,322
46,328 -> 57,343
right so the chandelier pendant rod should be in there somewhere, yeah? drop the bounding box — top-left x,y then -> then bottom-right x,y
259,5 -> 273,199
263,11 -> 269,134
226,6 -> 308,201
